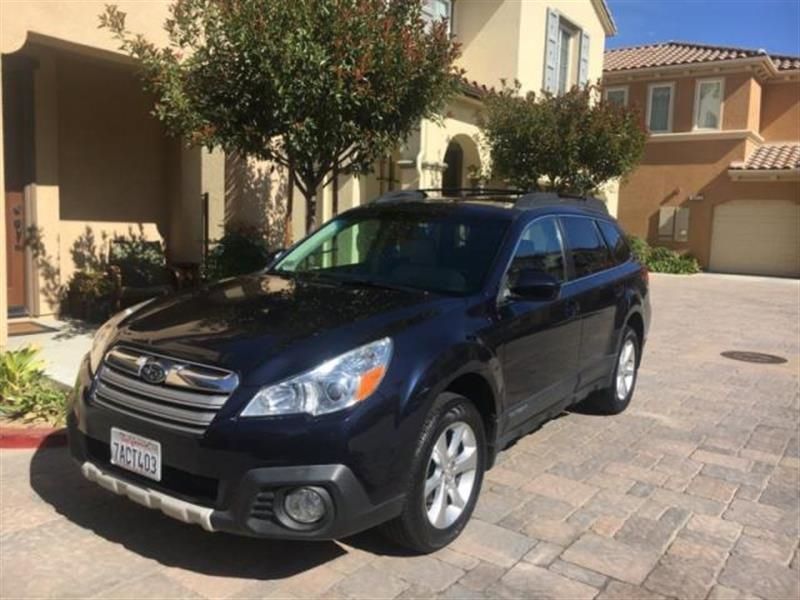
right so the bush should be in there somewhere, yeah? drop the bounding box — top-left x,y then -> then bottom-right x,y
627,236 -> 700,274
0,346 -> 68,424
204,226 -> 273,281
63,270 -> 115,322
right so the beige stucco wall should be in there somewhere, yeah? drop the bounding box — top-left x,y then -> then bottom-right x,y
457,0 -> 607,93
0,0 -> 171,56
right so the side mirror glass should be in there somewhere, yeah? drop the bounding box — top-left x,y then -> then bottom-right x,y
508,269 -> 561,301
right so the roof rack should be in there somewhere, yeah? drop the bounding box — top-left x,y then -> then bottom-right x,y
516,192 -> 609,215
372,188 -> 608,215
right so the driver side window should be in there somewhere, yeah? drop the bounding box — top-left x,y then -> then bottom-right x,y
506,218 -> 566,290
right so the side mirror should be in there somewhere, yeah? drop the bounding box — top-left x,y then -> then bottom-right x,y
509,269 -> 561,301
266,248 -> 286,265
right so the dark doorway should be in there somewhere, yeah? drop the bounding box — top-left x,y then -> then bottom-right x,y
442,141 -> 463,196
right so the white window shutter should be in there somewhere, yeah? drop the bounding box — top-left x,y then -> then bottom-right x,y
543,8 -> 560,93
658,207 -> 676,239
578,30 -> 590,86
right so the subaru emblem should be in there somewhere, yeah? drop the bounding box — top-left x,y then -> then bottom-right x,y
139,358 -> 167,385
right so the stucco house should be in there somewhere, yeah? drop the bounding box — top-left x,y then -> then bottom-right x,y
0,0 -> 616,347
603,41 -> 800,277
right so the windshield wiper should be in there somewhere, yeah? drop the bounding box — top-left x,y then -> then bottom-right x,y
336,277 -> 426,294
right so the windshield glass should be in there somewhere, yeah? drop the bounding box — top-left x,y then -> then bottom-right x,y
272,210 -> 509,295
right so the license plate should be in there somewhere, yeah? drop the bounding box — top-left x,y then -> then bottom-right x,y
110,428 -> 161,482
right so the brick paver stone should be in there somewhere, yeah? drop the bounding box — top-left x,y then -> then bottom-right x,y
449,519 -> 533,568
562,533 -> 661,584
496,562 -> 598,599
719,554 -> 800,599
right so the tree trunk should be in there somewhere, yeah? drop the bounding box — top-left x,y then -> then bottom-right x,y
304,191 -> 317,234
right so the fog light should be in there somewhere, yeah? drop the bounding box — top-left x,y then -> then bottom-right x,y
284,487 -> 326,524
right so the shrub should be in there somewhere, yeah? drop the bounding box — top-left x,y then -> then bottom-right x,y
0,346 -> 68,424
627,236 -> 700,275
63,270 -> 115,322
204,226 -> 273,281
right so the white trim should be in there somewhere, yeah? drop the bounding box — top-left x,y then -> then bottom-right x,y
604,85 -> 629,106
728,168 -> 800,181
693,77 -> 725,131
646,82 -> 675,133
647,129 -> 764,144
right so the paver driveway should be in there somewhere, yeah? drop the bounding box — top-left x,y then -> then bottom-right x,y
1,273 -> 799,599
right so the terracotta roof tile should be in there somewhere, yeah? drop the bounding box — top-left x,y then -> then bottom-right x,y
730,144 -> 800,171
460,77 -> 494,99
604,41 -> 800,72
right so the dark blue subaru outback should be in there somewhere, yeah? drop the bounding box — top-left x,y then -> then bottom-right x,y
68,190 -> 650,553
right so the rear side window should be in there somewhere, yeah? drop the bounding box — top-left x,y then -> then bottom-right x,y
560,217 -> 613,278
597,220 -> 631,264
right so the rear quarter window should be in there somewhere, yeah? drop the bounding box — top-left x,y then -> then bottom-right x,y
597,220 -> 631,264
560,217 -> 615,278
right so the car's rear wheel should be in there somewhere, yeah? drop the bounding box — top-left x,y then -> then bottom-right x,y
586,325 -> 640,414
382,393 -> 486,553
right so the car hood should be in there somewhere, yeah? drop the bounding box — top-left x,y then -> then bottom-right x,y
114,273 -> 456,379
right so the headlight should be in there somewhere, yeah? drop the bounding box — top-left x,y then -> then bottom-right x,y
241,338 -> 393,417
88,299 -> 156,374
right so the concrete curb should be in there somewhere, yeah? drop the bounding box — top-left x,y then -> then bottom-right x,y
0,426 -> 67,449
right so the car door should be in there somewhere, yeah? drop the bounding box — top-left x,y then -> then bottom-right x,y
559,216 -> 619,391
494,217 -> 582,430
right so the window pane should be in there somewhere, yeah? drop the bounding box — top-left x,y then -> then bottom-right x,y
597,221 -> 631,264
508,218 -> 566,285
557,27 -> 571,94
606,89 -> 626,106
696,81 -> 721,129
422,0 -> 451,33
649,86 -> 671,131
561,217 -> 613,278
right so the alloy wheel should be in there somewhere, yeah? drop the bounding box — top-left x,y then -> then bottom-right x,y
423,421 -> 478,529
616,338 -> 637,401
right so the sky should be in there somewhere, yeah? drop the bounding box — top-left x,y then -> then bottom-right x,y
606,0 -> 800,57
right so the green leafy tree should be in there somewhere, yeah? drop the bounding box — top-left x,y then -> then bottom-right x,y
481,82 -> 647,195
101,0 -> 461,235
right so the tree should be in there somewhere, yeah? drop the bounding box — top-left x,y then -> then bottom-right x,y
481,82 -> 647,195
101,0 -> 461,235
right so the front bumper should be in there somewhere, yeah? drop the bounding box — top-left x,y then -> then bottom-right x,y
69,420 -> 402,539
67,354 -> 405,540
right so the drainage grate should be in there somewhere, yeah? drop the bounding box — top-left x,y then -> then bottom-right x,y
721,351 -> 787,365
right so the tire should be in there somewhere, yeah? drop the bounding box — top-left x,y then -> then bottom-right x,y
382,392 -> 486,553
586,325 -> 640,415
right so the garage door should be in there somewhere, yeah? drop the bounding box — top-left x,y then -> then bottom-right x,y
710,200 -> 800,277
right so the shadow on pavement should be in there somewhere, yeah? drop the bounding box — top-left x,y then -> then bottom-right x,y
27,445 -> 396,581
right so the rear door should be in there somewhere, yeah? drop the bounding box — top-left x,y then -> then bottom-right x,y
495,217 -> 582,429
559,216 -> 619,391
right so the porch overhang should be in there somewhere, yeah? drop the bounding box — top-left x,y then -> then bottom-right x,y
727,168 -> 800,182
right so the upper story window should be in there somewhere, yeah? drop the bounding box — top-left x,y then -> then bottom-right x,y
647,82 -> 675,133
544,8 -> 590,95
604,86 -> 628,107
694,78 -> 724,130
422,0 -> 453,35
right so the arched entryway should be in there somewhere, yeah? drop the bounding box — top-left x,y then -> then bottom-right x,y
442,135 -> 481,195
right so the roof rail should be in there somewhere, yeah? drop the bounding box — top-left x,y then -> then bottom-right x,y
373,190 -> 428,204
515,192 -> 609,215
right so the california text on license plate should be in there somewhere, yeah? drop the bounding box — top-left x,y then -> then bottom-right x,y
110,427 -> 162,481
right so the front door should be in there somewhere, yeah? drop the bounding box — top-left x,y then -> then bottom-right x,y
495,217 -> 581,430
5,192 -> 26,311
3,58 -> 35,315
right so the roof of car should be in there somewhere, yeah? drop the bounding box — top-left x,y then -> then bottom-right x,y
350,190 -> 614,222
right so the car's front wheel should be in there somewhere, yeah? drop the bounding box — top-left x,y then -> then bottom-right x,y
382,393 -> 486,553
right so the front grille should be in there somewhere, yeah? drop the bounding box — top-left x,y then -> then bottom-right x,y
93,345 -> 239,435
250,489 -> 276,521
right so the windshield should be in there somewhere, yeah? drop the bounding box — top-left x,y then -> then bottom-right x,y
272,210 -> 509,295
